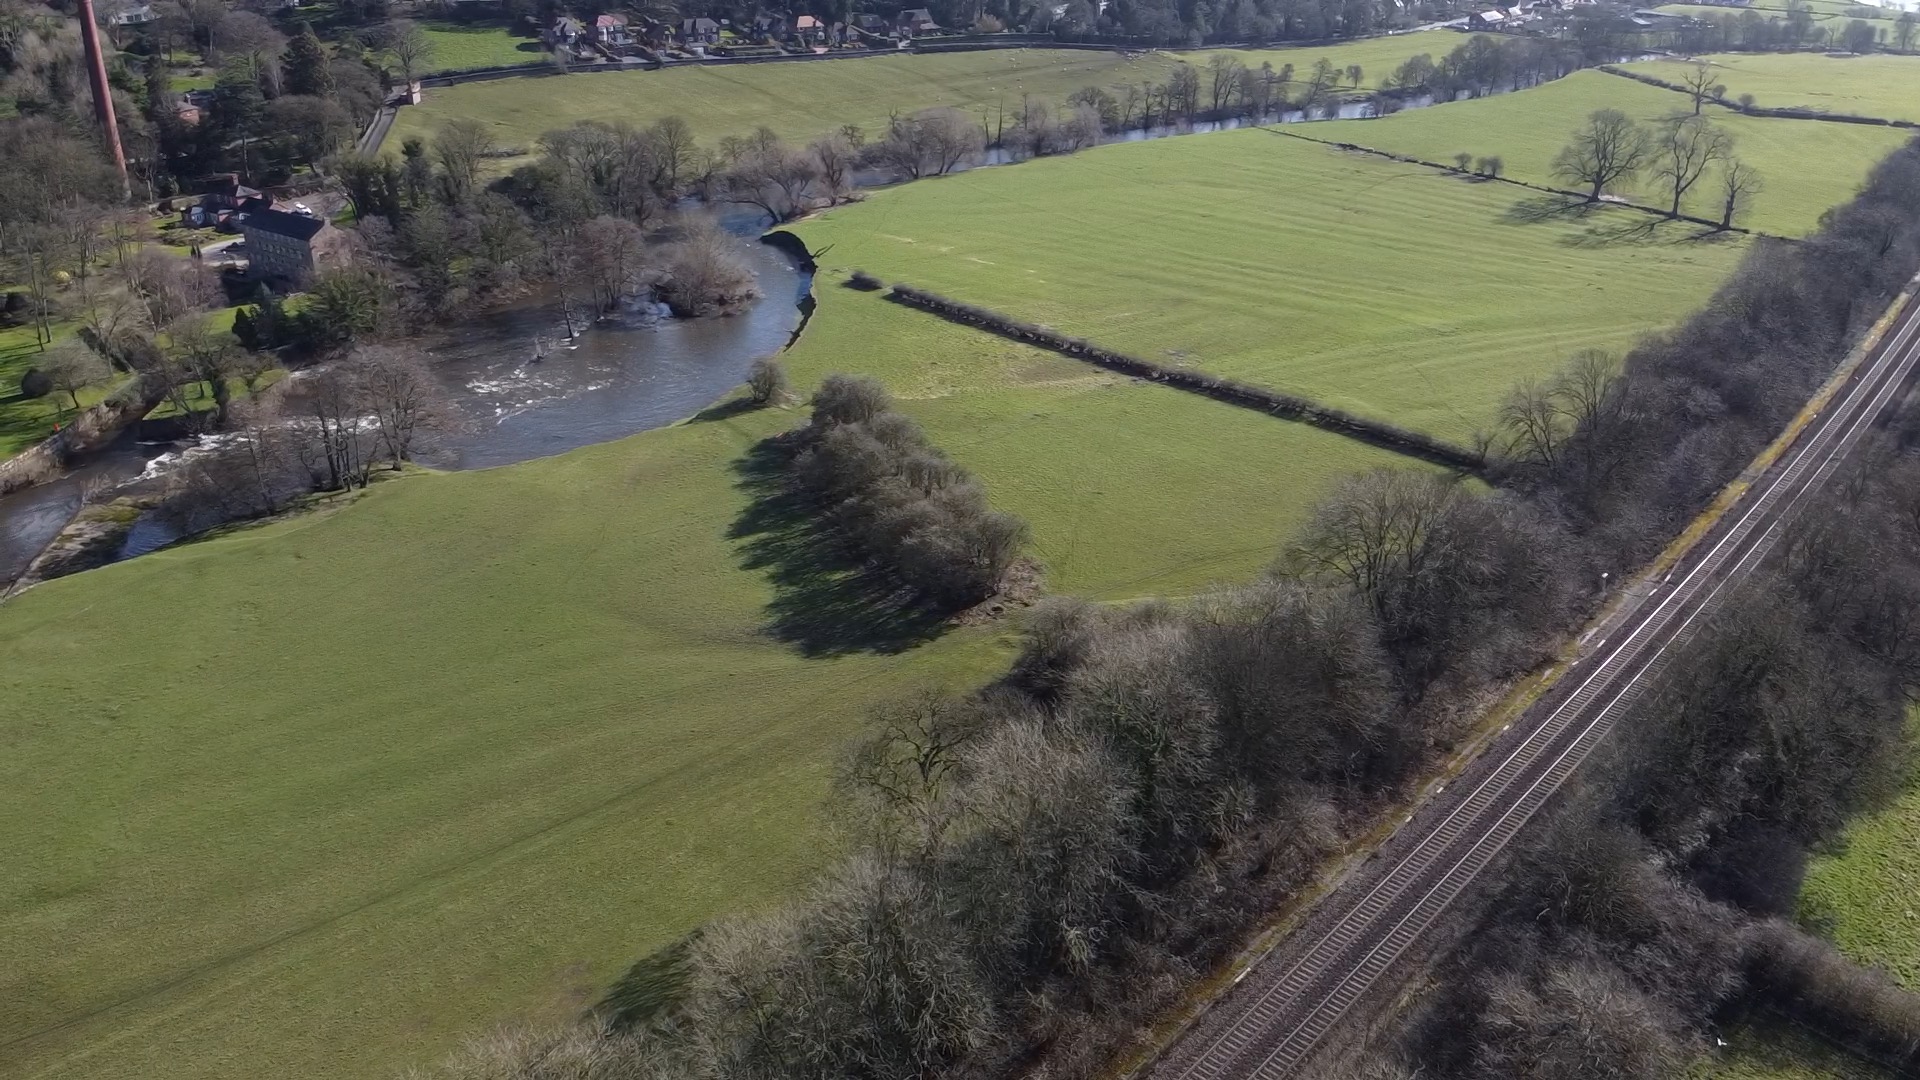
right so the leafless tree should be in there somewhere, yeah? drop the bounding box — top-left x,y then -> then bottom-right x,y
1652,114 -> 1732,218
1716,157 -> 1763,229
577,215 -> 648,308
718,135 -> 820,223
746,357 -> 787,405
866,108 -> 985,179
126,249 -> 215,328
1678,60 -> 1725,115
353,347 -> 442,468
657,217 -> 760,317
811,132 -> 860,202
212,11 -> 286,94
297,363 -> 378,490
431,118 -> 494,205
1208,54 -> 1245,116
377,19 -> 433,86
1552,108 -> 1651,202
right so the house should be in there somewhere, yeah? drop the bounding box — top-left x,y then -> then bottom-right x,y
546,15 -> 583,47
852,12 -> 887,32
1466,8 -> 1507,27
792,12 -> 823,42
173,101 -> 203,125
240,206 -> 346,285
594,13 -> 631,43
182,174 -> 270,228
681,15 -> 720,42
106,3 -> 157,26
896,7 -> 938,33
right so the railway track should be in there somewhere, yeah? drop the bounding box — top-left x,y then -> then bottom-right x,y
1151,287 -> 1920,1080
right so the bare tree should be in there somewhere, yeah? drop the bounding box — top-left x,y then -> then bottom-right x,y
378,19 -> 433,87
1678,60 -> 1725,115
811,131 -> 860,202
747,357 -> 787,405
431,118 -> 494,205
1208,54 -> 1245,116
1716,157 -> 1763,230
1652,114 -> 1732,218
718,134 -> 820,223
1552,109 -> 1651,202
578,215 -> 649,308
353,347 -> 441,468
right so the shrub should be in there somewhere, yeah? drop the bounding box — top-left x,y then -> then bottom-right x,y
792,374 -> 1026,608
19,367 -> 52,399
810,373 -> 893,427
747,357 -> 788,405
848,269 -> 884,291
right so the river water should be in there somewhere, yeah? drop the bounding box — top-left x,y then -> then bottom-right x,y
0,73 -> 1570,585
0,225 -> 806,585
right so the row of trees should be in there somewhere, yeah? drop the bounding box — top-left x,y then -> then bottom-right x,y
1551,107 -> 1762,226
789,375 -> 1028,609
1354,407 -> 1920,1079
1667,3 -> 1918,56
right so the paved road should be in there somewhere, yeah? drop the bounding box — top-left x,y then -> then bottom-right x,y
1149,286 -> 1920,1080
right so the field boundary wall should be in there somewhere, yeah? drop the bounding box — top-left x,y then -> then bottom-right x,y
883,282 -> 1488,472
1596,63 -> 1920,129
1264,126 -> 1775,237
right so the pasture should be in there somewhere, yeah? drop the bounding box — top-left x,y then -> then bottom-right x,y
1626,51 -> 1920,125
0,236 -> 1422,1078
1312,69 -> 1910,236
389,32 -> 1476,153
791,127 -> 1747,441
1797,761 -> 1920,991
417,20 -> 546,73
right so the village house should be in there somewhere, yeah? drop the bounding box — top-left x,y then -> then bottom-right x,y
1466,8 -> 1508,28
896,7 -> 938,34
852,12 -> 888,33
240,206 -> 347,285
182,174 -> 270,229
680,15 -> 720,42
106,3 -> 156,26
594,13 -> 631,44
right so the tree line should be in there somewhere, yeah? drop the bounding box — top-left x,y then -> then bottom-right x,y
1337,404 -> 1920,1079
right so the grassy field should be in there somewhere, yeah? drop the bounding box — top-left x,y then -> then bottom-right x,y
1797,759 -> 1920,990
1312,69 -> 1910,236
0,228 -> 1430,1076
416,19 -> 546,73
390,32 -> 1479,152
0,320 -> 109,458
791,127 -> 1746,441
1690,1024 -> 1894,1079
1626,52 -> 1920,125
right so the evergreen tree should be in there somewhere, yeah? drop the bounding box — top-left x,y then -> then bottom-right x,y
285,23 -> 336,99
143,53 -> 170,122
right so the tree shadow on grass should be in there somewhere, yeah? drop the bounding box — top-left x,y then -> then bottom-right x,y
598,933 -> 696,1030
1499,195 -> 1702,249
728,437 -> 953,658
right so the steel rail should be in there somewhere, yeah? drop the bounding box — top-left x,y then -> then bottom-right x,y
1156,292 -> 1920,1080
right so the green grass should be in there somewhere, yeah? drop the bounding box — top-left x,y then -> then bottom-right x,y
0,320 -> 116,457
0,214 -> 1429,1077
1690,1023 -> 1894,1079
415,20 -> 546,74
791,127 -> 1747,441
1797,759 -> 1920,990
168,68 -> 216,92
1626,52 -> 1920,125
390,33 -> 1475,153
1312,69 -> 1910,236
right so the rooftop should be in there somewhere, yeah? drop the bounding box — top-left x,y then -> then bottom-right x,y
240,206 -> 328,241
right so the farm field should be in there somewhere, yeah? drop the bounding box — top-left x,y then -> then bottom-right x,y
1626,52 -> 1920,125
791,127 -> 1747,442
0,242 -> 1424,1078
1313,69 -> 1910,236
389,32 -> 1476,153
416,19 -> 545,73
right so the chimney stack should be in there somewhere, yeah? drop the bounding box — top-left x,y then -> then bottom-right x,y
75,0 -> 131,201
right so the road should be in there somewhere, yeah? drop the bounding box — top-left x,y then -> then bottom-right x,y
1149,284 -> 1920,1080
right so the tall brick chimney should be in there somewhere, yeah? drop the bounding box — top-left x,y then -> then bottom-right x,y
75,0 -> 131,200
